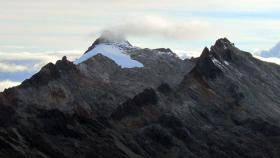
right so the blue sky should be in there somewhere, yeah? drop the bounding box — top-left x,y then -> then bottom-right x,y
1,0 -> 280,90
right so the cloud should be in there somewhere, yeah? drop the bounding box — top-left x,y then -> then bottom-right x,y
0,50 -> 82,74
0,80 -> 21,92
174,49 -> 202,59
0,49 -> 83,90
250,41 -> 280,66
107,16 -> 215,40
0,50 -> 81,63
260,42 -> 280,58
2,0 -> 280,54
253,55 -> 280,65
0,62 -> 29,73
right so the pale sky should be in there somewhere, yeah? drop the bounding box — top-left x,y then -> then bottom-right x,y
1,0 -> 280,91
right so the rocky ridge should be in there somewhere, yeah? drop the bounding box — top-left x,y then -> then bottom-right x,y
0,37 -> 280,158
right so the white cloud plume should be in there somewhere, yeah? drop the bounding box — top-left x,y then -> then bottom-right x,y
0,80 -> 21,92
108,16 -> 215,40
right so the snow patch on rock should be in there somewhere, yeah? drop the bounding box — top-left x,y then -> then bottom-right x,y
157,51 -> 174,56
224,61 -> 229,65
223,45 -> 227,49
211,58 -> 229,71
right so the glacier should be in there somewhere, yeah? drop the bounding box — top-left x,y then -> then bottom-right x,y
74,44 -> 144,68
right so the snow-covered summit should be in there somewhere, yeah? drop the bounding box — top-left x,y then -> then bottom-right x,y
74,32 -> 143,68
86,31 -> 133,52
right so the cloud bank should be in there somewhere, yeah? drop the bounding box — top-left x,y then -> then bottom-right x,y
260,42 -> 280,58
0,62 -> 29,73
0,80 -> 21,92
254,55 -> 280,65
0,51 -> 81,63
0,50 -> 82,73
0,50 -> 82,90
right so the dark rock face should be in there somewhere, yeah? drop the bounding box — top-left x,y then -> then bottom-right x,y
157,83 -> 172,94
0,38 -> 280,158
191,47 -> 223,79
111,88 -> 158,120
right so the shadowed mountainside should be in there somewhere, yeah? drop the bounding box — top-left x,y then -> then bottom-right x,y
0,37 -> 280,158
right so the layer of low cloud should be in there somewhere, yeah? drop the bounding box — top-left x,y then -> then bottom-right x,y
107,16 -> 215,40
254,55 -> 280,65
174,49 -> 202,59
0,62 -> 29,73
0,50 -> 82,73
260,42 -> 280,58
0,80 -> 21,92
0,50 -> 81,63
0,50 -> 82,90
249,41 -> 280,65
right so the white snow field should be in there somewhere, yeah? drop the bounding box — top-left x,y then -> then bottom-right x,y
74,44 -> 144,68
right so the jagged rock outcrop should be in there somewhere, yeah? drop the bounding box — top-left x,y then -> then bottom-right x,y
0,37 -> 280,158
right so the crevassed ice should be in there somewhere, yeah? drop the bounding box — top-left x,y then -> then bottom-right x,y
74,44 -> 144,68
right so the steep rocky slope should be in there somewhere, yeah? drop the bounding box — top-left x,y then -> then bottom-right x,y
0,37 -> 279,158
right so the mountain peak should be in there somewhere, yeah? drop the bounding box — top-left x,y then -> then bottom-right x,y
189,38 -> 236,80
200,47 -> 211,59
212,38 -> 235,51
191,47 -> 223,79
74,31 -> 143,68
208,38 -> 237,62
214,38 -> 232,47
85,31 -> 132,54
